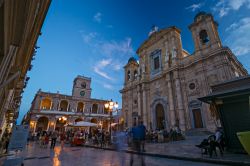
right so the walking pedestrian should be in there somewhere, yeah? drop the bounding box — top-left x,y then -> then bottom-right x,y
130,122 -> 145,166
138,121 -> 146,152
115,130 -> 127,166
50,131 -> 58,149
100,130 -> 105,148
60,132 -> 66,150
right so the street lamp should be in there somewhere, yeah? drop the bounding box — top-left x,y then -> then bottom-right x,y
104,99 -> 118,143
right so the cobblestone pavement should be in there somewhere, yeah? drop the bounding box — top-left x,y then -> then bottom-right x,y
0,142 -> 226,166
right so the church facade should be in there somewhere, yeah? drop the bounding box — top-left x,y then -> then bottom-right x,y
120,12 -> 248,131
24,75 -> 110,133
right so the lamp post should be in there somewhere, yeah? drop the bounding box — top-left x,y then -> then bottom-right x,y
104,99 -> 118,143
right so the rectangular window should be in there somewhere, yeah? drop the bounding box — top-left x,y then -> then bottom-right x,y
150,49 -> 162,77
154,56 -> 160,70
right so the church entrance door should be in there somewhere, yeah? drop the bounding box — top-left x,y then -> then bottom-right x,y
192,109 -> 203,128
155,103 -> 165,130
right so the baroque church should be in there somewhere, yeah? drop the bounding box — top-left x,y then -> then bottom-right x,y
120,12 -> 248,131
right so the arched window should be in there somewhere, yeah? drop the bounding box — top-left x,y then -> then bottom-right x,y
127,70 -> 131,81
199,30 -> 209,44
40,98 -> 52,110
60,100 -> 68,111
77,102 -> 84,113
134,70 -> 138,80
92,104 -> 98,114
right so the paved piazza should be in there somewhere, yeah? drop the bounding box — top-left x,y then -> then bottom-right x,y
1,142 -> 226,166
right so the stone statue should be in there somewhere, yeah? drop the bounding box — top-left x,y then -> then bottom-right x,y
141,62 -> 146,73
165,48 -> 169,63
172,47 -> 177,58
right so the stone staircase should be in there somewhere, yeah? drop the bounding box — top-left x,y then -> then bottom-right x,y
184,128 -> 213,136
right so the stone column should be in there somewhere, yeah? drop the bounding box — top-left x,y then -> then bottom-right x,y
46,122 -> 50,131
166,77 -> 175,127
33,121 -> 37,133
175,78 -> 186,130
58,100 -> 61,111
52,99 -> 58,110
142,84 -> 147,128
67,102 -> 70,112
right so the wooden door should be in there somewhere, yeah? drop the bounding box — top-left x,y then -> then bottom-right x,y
192,109 -> 203,128
156,104 -> 165,130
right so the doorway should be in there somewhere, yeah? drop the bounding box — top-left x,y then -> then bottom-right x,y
192,108 -> 203,128
155,103 -> 165,130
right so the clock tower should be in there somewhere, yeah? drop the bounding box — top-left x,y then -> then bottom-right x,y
72,75 -> 92,99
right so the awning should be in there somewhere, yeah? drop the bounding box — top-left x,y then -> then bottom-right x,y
198,86 -> 250,103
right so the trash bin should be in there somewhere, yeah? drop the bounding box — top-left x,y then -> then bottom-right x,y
237,131 -> 250,155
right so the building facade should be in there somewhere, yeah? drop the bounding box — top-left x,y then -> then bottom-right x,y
120,12 -> 248,131
0,0 -> 51,139
23,75 -> 111,133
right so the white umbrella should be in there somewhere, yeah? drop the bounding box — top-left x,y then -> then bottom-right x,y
72,121 -> 97,127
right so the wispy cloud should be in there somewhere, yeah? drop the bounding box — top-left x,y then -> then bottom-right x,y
93,59 -> 114,80
186,3 -> 203,12
81,32 -> 97,44
225,17 -> 250,56
100,38 -> 133,57
93,12 -> 102,23
213,0 -> 250,17
80,29 -> 135,83
103,83 -> 113,90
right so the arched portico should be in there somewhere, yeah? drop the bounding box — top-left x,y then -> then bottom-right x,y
77,102 -> 84,113
150,97 -> 169,130
90,118 -> 97,124
59,100 -> 68,111
36,116 -> 49,132
75,117 -> 83,122
55,117 -> 67,132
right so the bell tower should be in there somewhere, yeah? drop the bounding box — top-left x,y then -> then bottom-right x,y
189,12 -> 222,53
72,75 -> 92,99
124,57 -> 139,86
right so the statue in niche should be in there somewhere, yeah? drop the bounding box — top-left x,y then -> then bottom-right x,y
172,47 -> 177,59
165,48 -> 169,63
141,62 -> 146,73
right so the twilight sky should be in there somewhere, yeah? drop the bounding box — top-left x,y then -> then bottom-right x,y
18,0 -> 250,123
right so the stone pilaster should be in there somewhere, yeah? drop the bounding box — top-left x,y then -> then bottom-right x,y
167,81 -> 175,127
175,78 -> 186,130
142,84 -> 147,128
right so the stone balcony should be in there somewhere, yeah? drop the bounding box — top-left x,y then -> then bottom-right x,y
31,109 -> 110,118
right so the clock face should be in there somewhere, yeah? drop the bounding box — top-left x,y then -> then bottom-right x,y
80,91 -> 85,96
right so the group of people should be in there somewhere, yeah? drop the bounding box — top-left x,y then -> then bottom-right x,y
196,128 -> 225,157
145,126 -> 184,143
30,129 -> 115,150
30,130 -> 66,150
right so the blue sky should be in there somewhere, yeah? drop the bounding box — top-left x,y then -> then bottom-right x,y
17,0 -> 250,123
